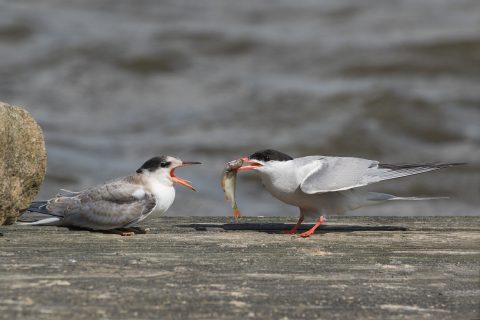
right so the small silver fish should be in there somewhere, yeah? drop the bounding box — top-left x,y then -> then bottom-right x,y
221,158 -> 244,221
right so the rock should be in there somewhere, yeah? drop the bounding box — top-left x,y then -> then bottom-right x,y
0,101 -> 47,225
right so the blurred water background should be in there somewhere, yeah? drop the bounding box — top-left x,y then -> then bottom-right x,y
1,0 -> 479,217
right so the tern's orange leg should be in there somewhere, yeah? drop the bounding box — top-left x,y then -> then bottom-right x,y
299,216 -> 325,238
283,215 -> 304,234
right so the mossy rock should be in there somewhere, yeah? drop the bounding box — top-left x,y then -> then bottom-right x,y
0,101 -> 47,225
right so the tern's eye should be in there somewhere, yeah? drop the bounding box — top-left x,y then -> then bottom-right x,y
160,161 -> 171,168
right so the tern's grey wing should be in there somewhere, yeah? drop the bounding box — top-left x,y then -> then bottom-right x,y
299,156 -> 462,194
46,178 -> 157,230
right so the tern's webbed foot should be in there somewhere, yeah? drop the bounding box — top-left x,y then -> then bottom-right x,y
299,230 -> 314,238
298,216 -> 325,238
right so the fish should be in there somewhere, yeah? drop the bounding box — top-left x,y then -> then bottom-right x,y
221,158 -> 244,221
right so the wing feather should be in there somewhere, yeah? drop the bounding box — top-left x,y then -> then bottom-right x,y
46,177 -> 157,229
299,157 -> 464,194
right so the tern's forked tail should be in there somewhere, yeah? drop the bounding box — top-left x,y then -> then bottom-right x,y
25,201 -> 50,214
17,217 -> 61,226
387,196 -> 449,201
367,192 -> 449,202
18,201 -> 63,226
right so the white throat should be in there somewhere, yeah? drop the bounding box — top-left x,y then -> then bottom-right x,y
143,170 -> 176,213
257,161 -> 299,194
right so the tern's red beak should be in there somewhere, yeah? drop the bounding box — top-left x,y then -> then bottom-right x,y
238,157 -> 263,171
170,161 -> 201,191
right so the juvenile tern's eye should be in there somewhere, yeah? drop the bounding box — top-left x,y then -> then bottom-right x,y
160,161 -> 171,168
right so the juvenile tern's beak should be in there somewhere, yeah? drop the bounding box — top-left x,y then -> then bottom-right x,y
238,157 -> 263,171
170,161 -> 201,191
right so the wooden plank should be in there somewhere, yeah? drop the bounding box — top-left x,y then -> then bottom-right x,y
1,216 -> 479,319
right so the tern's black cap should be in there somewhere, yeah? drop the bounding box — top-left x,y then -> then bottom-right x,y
249,149 -> 293,162
136,156 -> 170,173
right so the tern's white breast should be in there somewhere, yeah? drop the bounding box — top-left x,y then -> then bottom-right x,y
258,162 -> 302,205
148,179 -> 176,214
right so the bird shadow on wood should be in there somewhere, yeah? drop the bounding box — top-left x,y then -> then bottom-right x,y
16,219 -> 150,235
177,223 -> 408,234
64,226 -> 150,235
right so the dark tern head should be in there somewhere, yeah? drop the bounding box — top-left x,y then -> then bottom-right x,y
136,156 -> 201,190
249,149 -> 293,162
239,149 -> 293,171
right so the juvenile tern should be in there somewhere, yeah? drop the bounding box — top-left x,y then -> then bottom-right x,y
23,156 -> 200,235
238,149 -> 464,237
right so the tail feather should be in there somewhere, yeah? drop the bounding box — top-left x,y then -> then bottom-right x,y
388,196 -> 449,201
367,192 -> 449,202
27,201 -> 49,214
26,201 -> 63,217
17,217 -> 61,226
375,162 -> 466,182
19,200 -> 65,226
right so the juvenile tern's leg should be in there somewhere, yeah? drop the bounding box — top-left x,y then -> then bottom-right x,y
127,227 -> 151,234
283,214 -> 304,234
105,229 -> 135,237
105,229 -> 136,236
299,216 -> 325,238
108,227 -> 151,235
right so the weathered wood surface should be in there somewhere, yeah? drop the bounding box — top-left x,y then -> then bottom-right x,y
0,216 -> 479,320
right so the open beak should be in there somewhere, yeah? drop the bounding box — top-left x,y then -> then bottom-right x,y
170,161 -> 201,191
238,157 -> 263,171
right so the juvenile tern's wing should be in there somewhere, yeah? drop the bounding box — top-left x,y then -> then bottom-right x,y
299,156 -> 464,194
47,177 -> 157,229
